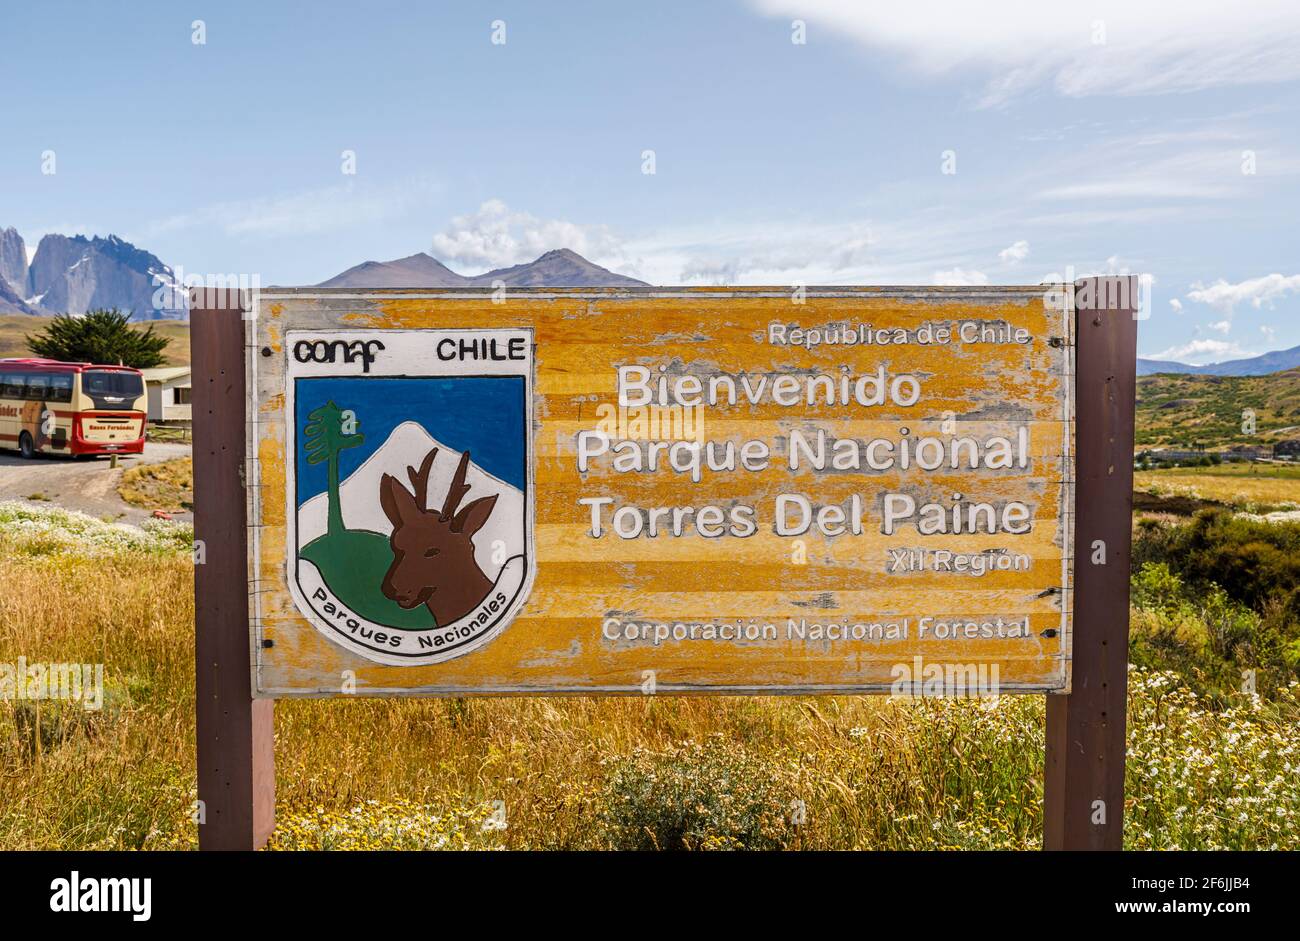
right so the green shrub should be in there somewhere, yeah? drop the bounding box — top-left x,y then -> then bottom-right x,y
598,734 -> 797,850
1132,560 -> 1185,615
1133,510 -> 1300,621
1130,559 -> 1298,704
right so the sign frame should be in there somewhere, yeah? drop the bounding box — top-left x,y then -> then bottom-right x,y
246,286 -> 1076,698
189,278 -> 1137,851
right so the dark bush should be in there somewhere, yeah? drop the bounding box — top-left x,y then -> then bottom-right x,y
1132,511 -> 1300,703
598,735 -> 797,850
1133,510 -> 1300,622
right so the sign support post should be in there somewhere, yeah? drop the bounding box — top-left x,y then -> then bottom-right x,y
187,283 -> 1124,849
1043,276 -> 1139,850
191,288 -> 275,850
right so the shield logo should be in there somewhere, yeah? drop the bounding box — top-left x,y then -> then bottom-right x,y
284,328 -> 535,665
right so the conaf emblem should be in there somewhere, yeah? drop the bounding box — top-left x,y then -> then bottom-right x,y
284,328 -> 535,665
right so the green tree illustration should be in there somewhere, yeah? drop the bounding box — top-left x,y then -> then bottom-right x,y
304,401 -> 365,536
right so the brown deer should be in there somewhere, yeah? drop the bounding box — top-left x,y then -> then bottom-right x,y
379,447 -> 498,625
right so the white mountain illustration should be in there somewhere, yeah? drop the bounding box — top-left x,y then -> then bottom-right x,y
297,421 -> 526,578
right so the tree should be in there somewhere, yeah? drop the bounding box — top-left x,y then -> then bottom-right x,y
25,308 -> 170,368
304,401 -> 365,536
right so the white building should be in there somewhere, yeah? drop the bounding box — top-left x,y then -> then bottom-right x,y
141,366 -> 192,422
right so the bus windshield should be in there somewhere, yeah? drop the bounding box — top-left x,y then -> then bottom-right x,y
82,369 -> 144,407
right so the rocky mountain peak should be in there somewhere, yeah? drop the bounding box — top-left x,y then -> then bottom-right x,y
23,232 -> 185,319
0,227 -> 27,300
316,247 -> 646,289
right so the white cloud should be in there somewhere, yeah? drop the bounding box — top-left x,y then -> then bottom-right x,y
1104,255 -> 1136,275
1208,319 -> 1232,334
1261,325 -> 1277,344
1037,256 -> 1152,284
747,1 -> 1300,105
1169,298 -> 1183,313
1186,273 -> 1300,312
1145,338 -> 1249,364
932,267 -> 989,286
998,240 -> 1029,264
1036,179 -> 1233,200
611,217 -> 927,286
618,204 -> 1136,289
1032,144 -> 1287,204
430,199 -> 623,271
145,176 -> 442,239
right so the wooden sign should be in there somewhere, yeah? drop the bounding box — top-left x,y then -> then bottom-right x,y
248,287 -> 1074,696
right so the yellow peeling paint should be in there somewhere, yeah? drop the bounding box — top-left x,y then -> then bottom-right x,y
249,288 -> 1073,696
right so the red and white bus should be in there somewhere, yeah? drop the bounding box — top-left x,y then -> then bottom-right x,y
0,359 -> 147,458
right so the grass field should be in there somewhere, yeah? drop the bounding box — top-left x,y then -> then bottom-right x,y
0,502 -> 1296,851
117,457 -> 194,512
1134,462 -> 1300,512
0,313 -> 191,366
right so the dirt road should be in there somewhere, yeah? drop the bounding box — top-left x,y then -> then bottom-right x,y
0,442 -> 193,524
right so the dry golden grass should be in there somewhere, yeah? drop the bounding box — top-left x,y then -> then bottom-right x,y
1,507 -> 1296,850
0,314 -> 191,366
0,548 -> 195,848
0,531 -> 1048,850
117,457 -> 193,512
1135,463 -> 1300,510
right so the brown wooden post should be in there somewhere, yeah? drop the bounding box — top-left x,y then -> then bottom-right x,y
190,287 -> 275,850
1044,275 -> 1139,850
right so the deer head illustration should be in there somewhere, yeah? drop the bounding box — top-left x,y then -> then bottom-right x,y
379,447 -> 498,626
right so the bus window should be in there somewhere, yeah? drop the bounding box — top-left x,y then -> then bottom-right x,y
82,369 -> 144,408
0,372 -> 23,398
48,374 -> 74,403
25,374 -> 49,399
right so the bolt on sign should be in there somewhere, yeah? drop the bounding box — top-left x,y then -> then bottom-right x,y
248,287 -> 1074,696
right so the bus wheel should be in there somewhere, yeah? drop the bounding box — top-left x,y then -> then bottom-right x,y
18,432 -> 36,459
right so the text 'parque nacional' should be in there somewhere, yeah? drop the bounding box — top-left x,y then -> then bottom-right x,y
249,288 -> 1074,696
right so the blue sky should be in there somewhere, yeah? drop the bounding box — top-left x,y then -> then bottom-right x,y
2,1 -> 1298,363
295,376 -> 527,504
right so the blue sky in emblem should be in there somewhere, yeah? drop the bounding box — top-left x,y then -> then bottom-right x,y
294,376 -> 526,505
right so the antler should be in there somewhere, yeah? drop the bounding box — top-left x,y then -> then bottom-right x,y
407,448 -> 437,509
440,450 -> 473,521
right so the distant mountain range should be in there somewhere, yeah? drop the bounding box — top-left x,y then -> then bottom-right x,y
0,227 -> 644,320
4,224 -> 1299,380
1137,345 -> 1300,377
0,226 -> 185,320
317,247 -> 647,289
